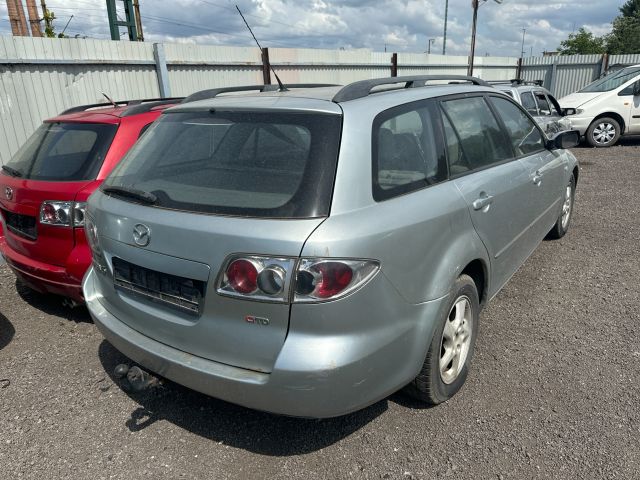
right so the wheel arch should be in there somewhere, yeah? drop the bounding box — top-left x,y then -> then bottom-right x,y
590,112 -> 626,134
460,259 -> 489,308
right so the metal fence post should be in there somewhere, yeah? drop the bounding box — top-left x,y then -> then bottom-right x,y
153,43 -> 171,98
391,53 -> 398,77
549,60 -> 558,96
599,53 -> 609,77
261,47 -> 272,85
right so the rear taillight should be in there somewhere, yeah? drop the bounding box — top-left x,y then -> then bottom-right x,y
218,256 -> 295,302
40,201 -> 86,227
217,255 -> 379,303
293,259 -> 378,303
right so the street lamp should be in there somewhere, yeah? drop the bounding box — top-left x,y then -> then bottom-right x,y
468,0 -> 503,76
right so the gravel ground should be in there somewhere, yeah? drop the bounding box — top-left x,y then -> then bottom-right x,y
1,141 -> 639,480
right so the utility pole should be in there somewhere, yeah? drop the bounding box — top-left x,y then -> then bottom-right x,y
520,28 -> 526,58
468,0 -> 479,75
133,0 -> 144,41
428,38 -> 435,54
442,0 -> 449,54
41,1 -> 54,37
468,0 -> 502,76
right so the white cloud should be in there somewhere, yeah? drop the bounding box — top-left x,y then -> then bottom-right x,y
0,0 -> 626,57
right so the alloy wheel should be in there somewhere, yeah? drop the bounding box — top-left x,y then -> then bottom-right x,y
439,296 -> 473,384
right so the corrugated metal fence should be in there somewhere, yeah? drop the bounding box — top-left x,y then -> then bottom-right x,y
520,53 -> 640,98
1,35 -> 639,164
0,36 -> 522,164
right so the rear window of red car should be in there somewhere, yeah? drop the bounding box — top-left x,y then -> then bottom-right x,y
4,122 -> 117,181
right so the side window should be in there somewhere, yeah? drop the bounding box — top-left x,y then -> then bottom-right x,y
520,92 -> 538,115
442,114 -> 470,176
618,81 -> 638,96
534,91 -> 552,116
441,96 -> 512,171
138,122 -> 153,138
373,102 -> 446,201
489,96 -> 546,156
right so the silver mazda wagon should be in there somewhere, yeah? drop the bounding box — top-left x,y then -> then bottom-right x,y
82,76 -> 579,418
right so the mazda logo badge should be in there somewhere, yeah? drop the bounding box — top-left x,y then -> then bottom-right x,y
5,187 -> 13,200
133,224 -> 151,247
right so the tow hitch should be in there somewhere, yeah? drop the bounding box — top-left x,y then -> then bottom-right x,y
114,364 -> 161,393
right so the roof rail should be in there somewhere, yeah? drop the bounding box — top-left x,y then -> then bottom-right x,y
332,75 -> 491,103
182,84 -> 340,103
60,97 -> 184,116
508,78 -> 544,87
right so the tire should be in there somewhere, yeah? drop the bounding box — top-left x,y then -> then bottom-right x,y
586,117 -> 621,147
405,274 -> 479,405
546,173 -> 575,240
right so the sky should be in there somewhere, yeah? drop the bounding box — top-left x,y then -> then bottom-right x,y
0,0 -> 627,58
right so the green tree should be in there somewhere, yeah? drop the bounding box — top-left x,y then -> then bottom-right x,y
558,28 -> 606,55
606,0 -> 640,54
620,0 -> 640,17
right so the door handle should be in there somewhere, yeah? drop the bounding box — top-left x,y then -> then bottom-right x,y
472,194 -> 494,211
532,172 -> 543,185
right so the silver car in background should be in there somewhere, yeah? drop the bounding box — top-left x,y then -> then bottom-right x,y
83,76 -> 580,418
492,80 -> 572,136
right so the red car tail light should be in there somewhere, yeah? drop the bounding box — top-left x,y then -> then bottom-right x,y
293,259 -> 379,303
40,201 -> 86,227
218,256 -> 296,302
217,255 -> 379,303
226,259 -> 259,294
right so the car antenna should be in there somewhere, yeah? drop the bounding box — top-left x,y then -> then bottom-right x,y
235,5 -> 288,92
102,92 -> 117,108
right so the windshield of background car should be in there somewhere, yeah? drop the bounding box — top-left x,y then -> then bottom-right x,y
102,111 -> 343,218
5,122 -> 117,181
579,67 -> 640,93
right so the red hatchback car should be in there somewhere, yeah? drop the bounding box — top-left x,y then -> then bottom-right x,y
0,98 -> 181,304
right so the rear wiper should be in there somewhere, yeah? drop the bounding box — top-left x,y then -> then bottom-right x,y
2,165 -> 22,177
102,185 -> 157,205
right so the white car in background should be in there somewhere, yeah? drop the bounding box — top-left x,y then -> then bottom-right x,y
560,65 -> 640,147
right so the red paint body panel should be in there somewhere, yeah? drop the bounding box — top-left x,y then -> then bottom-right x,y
0,102 -> 177,302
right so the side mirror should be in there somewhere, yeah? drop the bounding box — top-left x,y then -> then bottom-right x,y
548,130 -> 580,150
561,107 -> 577,116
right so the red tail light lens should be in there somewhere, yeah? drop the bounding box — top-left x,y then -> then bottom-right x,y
312,262 -> 353,298
226,259 -> 259,294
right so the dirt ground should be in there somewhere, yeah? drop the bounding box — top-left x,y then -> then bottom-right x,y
1,140 -> 639,479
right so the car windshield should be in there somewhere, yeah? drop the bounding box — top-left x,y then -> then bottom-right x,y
102,111 -> 343,218
579,66 -> 640,93
4,122 -> 117,181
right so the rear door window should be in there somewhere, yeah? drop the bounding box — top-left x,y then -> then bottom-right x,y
520,92 -> 538,115
441,96 -> 512,171
5,123 -> 117,181
372,101 -> 446,200
534,92 -> 552,116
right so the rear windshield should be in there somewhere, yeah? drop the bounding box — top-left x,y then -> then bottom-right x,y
102,111 -> 343,218
579,66 -> 640,93
5,122 -> 117,181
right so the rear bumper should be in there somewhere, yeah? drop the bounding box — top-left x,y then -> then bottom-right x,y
0,235 -> 89,302
83,267 -> 448,418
